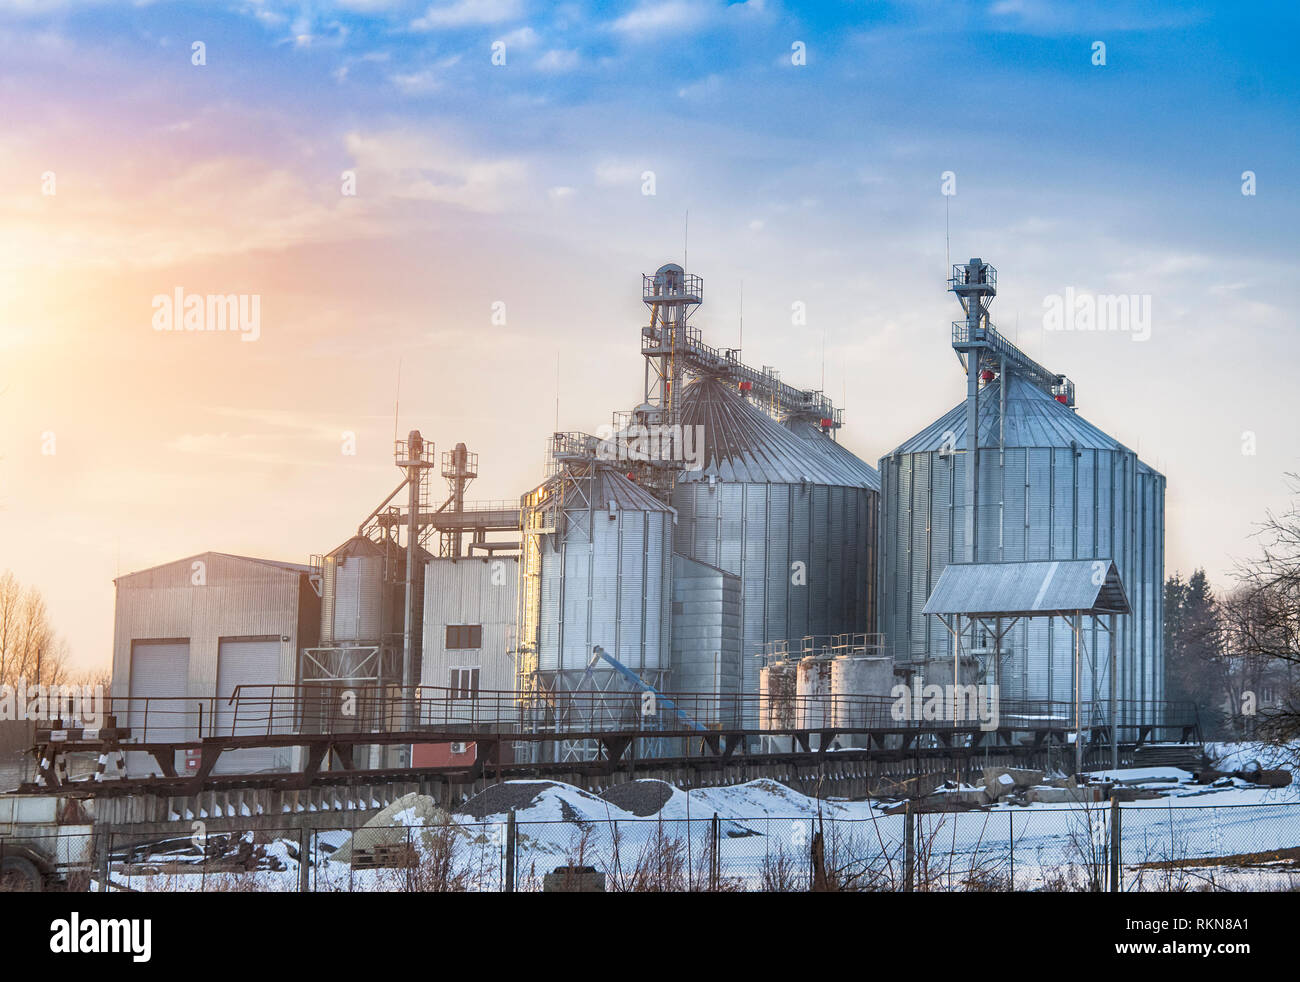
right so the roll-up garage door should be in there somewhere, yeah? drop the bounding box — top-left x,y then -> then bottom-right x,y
127,641 -> 192,777
215,637 -> 282,774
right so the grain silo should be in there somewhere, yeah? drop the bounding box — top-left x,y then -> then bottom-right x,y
878,259 -> 1164,729
514,445 -> 675,752
674,377 -> 880,723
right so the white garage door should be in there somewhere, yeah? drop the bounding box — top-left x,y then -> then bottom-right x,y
215,638 -> 282,774
127,641 -> 192,777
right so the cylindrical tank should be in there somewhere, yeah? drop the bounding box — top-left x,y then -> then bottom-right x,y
321,536 -> 387,643
795,656 -> 834,730
537,469 -> 674,685
878,374 -> 1164,730
831,654 -> 895,729
758,660 -> 797,730
675,377 -> 880,727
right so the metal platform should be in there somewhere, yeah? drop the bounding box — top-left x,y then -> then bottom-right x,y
18,686 -> 1200,796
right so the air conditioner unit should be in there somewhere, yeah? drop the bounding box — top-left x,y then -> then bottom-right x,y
450,742 -> 469,755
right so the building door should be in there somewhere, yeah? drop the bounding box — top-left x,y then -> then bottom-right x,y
126,640 -> 192,777
215,637 -> 282,774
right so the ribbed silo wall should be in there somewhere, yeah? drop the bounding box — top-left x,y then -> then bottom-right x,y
672,481 -> 876,717
878,443 -> 1164,728
536,484 -> 674,681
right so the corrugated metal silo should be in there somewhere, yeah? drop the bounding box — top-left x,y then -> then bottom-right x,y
878,373 -> 1165,727
321,536 -> 387,644
536,469 -> 674,689
673,377 -> 880,723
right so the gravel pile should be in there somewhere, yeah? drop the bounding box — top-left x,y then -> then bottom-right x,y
598,780 -> 675,817
456,781 -> 560,819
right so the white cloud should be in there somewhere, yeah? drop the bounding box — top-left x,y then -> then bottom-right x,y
388,53 -> 461,92
345,129 -> 527,212
497,25 -> 538,48
535,48 -> 579,72
608,0 -> 709,38
594,160 -> 642,186
412,0 -> 523,29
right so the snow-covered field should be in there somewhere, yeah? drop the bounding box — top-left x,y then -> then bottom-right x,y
104,751 -> 1300,893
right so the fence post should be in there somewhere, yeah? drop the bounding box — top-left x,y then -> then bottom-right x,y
903,803 -> 914,893
504,808 -> 516,893
1008,810 -> 1014,892
405,826 -> 413,893
1109,796 -> 1121,893
298,826 -> 311,893
97,825 -> 112,893
710,813 -> 720,891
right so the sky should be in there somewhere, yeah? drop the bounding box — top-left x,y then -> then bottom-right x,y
1,0 -> 1297,672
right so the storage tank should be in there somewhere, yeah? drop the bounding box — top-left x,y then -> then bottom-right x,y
759,660 -> 796,728
831,654 -> 895,729
795,656 -> 834,731
674,377 -> 880,725
758,659 -> 796,752
879,372 -> 1164,729
536,468 -> 674,697
320,535 -> 387,643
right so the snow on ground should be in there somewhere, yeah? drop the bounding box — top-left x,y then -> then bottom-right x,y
1207,741 -> 1298,773
103,750 -> 1300,891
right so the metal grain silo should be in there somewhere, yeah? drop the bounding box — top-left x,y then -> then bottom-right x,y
673,377 -> 880,723
321,536 -> 387,644
879,259 -> 1164,730
536,468 -> 674,692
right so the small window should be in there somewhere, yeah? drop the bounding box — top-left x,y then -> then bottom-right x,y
450,667 -> 480,700
445,624 -> 483,649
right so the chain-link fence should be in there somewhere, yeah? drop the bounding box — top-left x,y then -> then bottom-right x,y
4,800 -> 1298,892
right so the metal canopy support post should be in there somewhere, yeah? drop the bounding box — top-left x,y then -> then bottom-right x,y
1073,611 -> 1083,776
1110,612 -> 1118,772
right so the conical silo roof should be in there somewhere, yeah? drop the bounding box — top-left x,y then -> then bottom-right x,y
595,468 -> 675,512
679,376 -> 878,488
887,374 -> 1130,455
782,418 -> 881,491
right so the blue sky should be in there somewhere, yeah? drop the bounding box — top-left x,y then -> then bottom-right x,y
1,0 -> 1298,668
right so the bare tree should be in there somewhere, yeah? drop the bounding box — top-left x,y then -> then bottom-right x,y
1231,476 -> 1300,757
0,569 -> 70,687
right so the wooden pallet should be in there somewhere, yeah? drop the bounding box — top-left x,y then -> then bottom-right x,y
351,842 -> 417,869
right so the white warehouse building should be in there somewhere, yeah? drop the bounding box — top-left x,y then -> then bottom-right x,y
110,552 -> 320,777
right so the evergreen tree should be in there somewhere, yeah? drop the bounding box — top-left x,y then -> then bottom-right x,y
1164,568 -> 1226,737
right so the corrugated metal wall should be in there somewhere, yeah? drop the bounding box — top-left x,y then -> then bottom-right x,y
537,475 -> 674,679
111,553 -> 319,771
879,442 -> 1164,726
669,553 -> 742,711
421,556 -> 519,694
672,481 -> 877,718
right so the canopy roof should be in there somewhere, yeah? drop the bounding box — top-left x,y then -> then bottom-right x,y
922,559 -> 1131,619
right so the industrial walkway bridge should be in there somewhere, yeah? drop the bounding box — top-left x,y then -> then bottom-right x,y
18,686 -> 1200,797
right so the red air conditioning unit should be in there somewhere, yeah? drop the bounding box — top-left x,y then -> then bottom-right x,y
739,381 -> 753,391
819,418 -> 834,429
